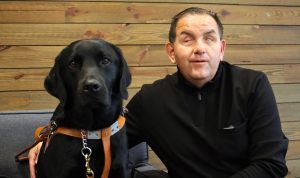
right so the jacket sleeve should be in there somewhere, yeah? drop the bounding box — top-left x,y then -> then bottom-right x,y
230,74 -> 288,178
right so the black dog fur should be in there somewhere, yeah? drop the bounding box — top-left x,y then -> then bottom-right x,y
36,39 -> 131,178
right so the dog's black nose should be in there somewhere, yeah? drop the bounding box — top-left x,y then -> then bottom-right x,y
83,79 -> 101,93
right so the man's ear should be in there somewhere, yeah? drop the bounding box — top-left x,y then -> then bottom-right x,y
112,45 -> 131,100
165,42 -> 176,64
44,53 -> 67,106
220,39 -> 226,61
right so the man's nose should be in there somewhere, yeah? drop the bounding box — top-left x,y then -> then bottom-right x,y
193,40 -> 205,55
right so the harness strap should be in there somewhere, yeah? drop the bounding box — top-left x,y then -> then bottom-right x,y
15,126 -> 50,162
100,116 -> 125,178
101,132 -> 111,178
34,126 -> 49,140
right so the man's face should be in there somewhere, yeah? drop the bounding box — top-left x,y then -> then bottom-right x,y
166,14 -> 226,88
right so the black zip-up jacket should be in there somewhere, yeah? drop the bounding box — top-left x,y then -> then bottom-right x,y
126,61 -> 288,178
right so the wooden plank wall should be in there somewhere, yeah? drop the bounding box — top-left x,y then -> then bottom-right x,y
0,0 -> 300,177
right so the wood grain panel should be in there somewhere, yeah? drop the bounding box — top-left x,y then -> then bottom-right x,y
241,64 -> 300,84
273,84 -> 300,103
0,91 -> 58,111
286,159 -> 300,178
1,45 -> 300,69
224,25 -> 300,45
0,24 -> 168,45
64,4 -> 300,25
0,46 -> 61,68
0,69 -> 47,91
0,11 -> 65,23
287,140 -> 300,160
279,103 -> 300,122
282,122 -> 300,141
224,45 -> 300,65
1,2 -> 299,25
1,0 -> 299,6
1,24 -> 300,45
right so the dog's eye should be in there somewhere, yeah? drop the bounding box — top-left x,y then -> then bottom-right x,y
69,60 -> 80,69
101,58 -> 111,65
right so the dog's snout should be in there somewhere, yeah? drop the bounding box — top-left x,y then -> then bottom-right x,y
83,79 -> 102,93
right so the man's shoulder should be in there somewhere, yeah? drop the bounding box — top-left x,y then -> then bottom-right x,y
140,73 -> 175,94
222,61 -> 266,82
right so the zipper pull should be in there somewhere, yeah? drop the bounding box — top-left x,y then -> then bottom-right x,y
197,92 -> 202,101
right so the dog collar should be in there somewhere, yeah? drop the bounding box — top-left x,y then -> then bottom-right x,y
49,115 -> 126,139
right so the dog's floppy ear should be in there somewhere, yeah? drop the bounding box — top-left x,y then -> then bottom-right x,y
113,45 -> 131,99
44,53 -> 67,105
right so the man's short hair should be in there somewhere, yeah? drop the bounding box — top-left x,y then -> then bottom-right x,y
168,7 -> 224,43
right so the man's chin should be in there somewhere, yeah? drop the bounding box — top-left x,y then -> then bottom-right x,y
186,73 -> 213,87
190,72 -> 211,81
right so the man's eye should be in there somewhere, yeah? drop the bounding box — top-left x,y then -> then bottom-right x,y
205,37 -> 215,43
182,38 -> 193,45
101,58 -> 111,65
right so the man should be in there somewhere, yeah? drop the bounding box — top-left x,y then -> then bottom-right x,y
29,7 -> 288,178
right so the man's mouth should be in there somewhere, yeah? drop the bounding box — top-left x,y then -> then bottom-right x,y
190,59 -> 208,64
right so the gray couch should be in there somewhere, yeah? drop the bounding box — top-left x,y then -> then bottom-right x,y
0,110 -> 167,178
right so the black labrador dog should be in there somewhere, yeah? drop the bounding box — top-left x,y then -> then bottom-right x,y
36,39 -> 131,178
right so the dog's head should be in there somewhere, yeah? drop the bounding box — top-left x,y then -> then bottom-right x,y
45,39 -> 131,111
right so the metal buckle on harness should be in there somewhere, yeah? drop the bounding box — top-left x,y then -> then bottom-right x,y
50,120 -> 58,132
